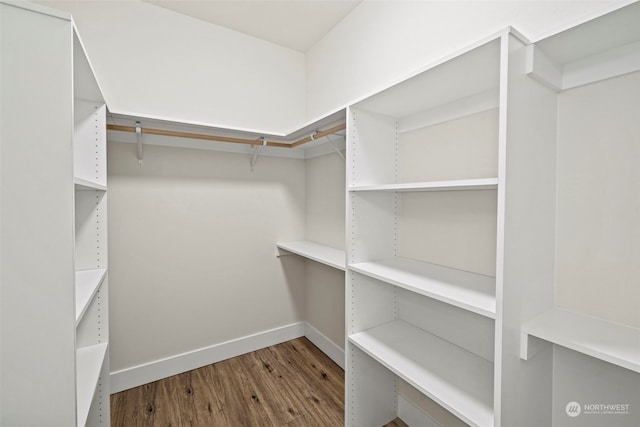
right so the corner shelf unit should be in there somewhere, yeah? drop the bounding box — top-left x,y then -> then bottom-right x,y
346,4 -> 640,425
521,308 -> 640,374
276,240 -> 346,271
73,19 -> 110,427
73,67 -> 109,427
1,2 -> 109,425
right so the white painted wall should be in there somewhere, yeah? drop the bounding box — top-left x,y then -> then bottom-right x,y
304,151 -> 346,352
399,109 -> 499,277
106,141 -> 306,373
555,71 -> 639,328
306,0 -> 631,120
42,1 -> 306,134
305,150 -> 345,250
42,0 -> 631,133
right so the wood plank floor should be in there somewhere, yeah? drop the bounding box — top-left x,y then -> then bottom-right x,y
111,337 -> 409,427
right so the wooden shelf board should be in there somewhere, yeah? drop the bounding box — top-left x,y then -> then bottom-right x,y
521,307 -> 640,373
349,320 -> 494,427
74,177 -> 107,191
76,342 -> 108,426
277,240 -> 345,271
350,257 -> 496,318
349,178 -> 498,193
75,268 -> 107,325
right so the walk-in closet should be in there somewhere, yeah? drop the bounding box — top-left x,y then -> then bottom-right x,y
1,1 -> 638,426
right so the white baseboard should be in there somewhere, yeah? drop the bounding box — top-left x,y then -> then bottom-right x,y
304,322 -> 345,369
110,321 -> 305,393
398,395 -> 442,427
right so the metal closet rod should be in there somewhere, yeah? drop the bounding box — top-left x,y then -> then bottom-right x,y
106,123 -> 346,148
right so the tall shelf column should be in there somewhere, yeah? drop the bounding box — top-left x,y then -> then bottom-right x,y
0,2 -> 109,425
346,34 -> 505,427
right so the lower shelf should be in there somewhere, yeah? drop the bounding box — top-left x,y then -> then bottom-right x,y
76,343 -> 108,426
349,320 -> 494,427
521,307 -> 640,373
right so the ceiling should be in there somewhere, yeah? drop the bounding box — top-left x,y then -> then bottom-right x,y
144,0 -> 363,52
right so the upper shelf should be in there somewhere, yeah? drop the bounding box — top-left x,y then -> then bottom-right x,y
521,307 -> 640,373
277,241 -> 346,271
73,28 -> 104,103
349,178 -> 498,193
350,257 -> 496,318
527,2 -> 640,92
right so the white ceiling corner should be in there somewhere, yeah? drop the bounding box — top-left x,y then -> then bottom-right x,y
143,0 -> 363,52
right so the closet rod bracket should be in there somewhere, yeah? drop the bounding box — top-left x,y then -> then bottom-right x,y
250,137 -> 267,171
327,134 -> 345,161
136,121 -> 143,165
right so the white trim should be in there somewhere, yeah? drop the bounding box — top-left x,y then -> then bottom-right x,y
110,322 -> 305,393
398,395 -> 442,427
304,322 -> 345,369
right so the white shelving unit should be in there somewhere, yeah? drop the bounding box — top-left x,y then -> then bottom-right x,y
521,308 -> 640,374
346,32 -> 506,427
346,5 -> 640,425
512,3 -> 640,426
73,26 -> 110,424
0,2 -> 109,425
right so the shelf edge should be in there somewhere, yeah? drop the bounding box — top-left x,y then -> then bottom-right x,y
276,240 -> 346,271
520,308 -> 640,373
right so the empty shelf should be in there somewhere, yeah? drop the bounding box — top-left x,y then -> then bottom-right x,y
75,268 -> 107,325
76,343 -> 108,426
521,308 -> 640,373
349,320 -> 494,427
74,177 -> 107,191
350,257 -> 496,318
277,240 -> 346,271
349,178 -> 498,192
